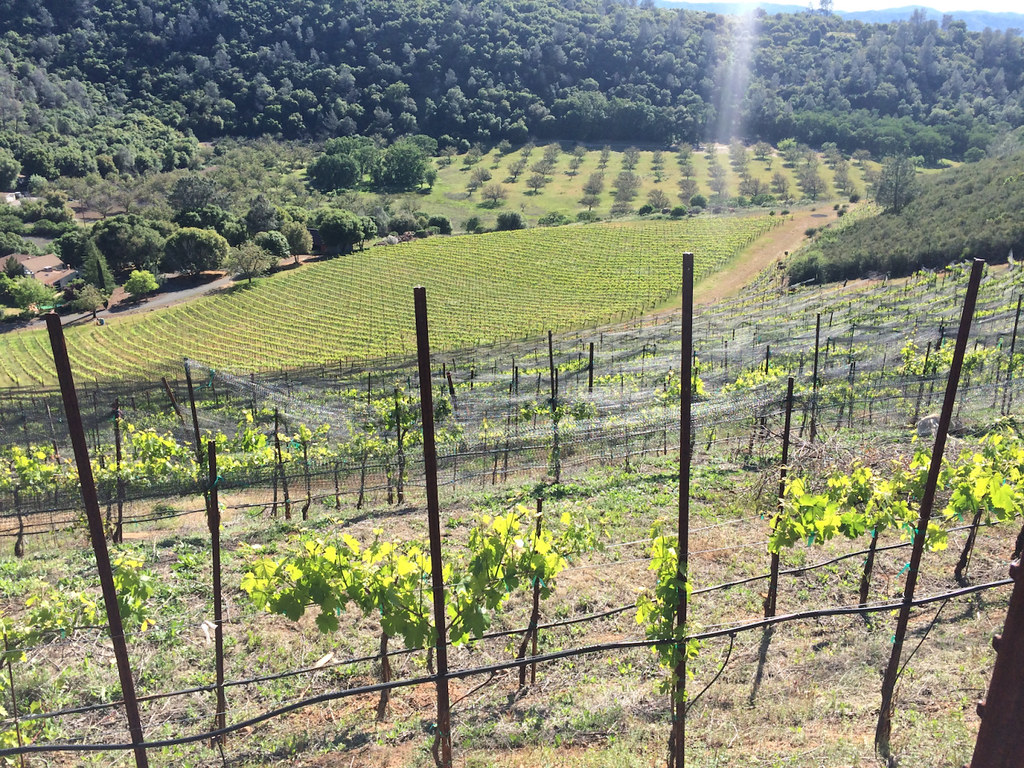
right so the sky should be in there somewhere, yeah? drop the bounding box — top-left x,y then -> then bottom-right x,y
692,0 -> 1024,13
831,0 -> 1021,11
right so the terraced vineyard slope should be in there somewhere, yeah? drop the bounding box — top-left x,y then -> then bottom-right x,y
0,216 -> 778,387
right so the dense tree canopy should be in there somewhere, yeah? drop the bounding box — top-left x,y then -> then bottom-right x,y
91,214 -> 165,274
161,228 -> 229,275
316,209 -> 365,254
0,0 -> 1019,160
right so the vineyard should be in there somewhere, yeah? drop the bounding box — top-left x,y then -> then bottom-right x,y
0,254 -> 1022,765
0,216 -> 778,388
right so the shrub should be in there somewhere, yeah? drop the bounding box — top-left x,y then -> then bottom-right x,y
964,147 -> 986,163
688,194 -> 708,209
30,219 -> 74,237
426,215 -> 452,235
124,269 -> 159,298
280,220 -> 313,255
253,230 -> 289,260
849,193 -> 861,203
496,212 -> 525,231
463,216 -> 483,234
804,227 -> 818,237
638,204 -> 655,216
669,206 -> 686,218
537,212 -> 571,227
576,211 -> 599,222
26,175 -> 47,195
388,213 -> 418,234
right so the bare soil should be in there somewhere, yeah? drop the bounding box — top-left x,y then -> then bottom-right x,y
693,208 -> 836,306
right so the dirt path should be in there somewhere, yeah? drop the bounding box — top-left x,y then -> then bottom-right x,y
692,208 -> 834,306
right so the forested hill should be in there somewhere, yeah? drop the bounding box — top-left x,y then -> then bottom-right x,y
0,0 -> 1022,160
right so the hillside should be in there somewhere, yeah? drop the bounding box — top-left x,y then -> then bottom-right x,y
0,0 -> 1020,164
1,239 -> 1022,767
789,147 -> 1024,282
0,216 -> 779,386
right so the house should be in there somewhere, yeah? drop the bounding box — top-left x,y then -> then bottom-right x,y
5,253 -> 80,290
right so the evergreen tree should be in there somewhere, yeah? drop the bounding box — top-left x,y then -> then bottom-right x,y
81,240 -> 116,295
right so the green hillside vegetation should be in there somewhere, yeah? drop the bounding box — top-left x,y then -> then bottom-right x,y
0,0 -> 1019,160
789,148 -> 1024,282
0,216 -> 778,387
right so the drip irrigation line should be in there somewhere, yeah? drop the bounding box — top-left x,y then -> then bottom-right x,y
5,573 -> 1009,734
688,577 -> 1012,642
690,514 -> 765,534
562,556 -> 652,573
692,540 -> 769,555
11,514 -> 993,665
0,579 -> 1011,758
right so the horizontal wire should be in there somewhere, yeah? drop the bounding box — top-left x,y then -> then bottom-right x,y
0,578 -> 1009,758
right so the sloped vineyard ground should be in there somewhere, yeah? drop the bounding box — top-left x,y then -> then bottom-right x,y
0,216 -> 779,388
3,248 -> 1024,767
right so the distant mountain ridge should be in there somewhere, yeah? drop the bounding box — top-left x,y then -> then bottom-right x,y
654,1 -> 1024,31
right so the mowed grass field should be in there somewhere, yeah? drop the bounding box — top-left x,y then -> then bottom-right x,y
0,215 -> 780,387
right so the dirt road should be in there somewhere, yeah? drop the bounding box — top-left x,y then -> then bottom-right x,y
692,208 -> 835,305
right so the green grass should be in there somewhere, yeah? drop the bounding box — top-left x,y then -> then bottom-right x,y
0,215 -> 779,387
0,445 -> 1005,768
319,142 -> 865,232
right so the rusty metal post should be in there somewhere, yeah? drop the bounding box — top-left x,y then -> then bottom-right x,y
206,442 -> 227,744
875,258 -> 985,758
809,313 -> 821,444
113,397 -> 124,543
517,498 -> 544,689
413,287 -> 453,768
764,378 -> 795,619
969,559 -> 1024,767
161,376 -> 185,425
588,342 -> 594,394
547,330 -> 561,483
184,362 -> 205,473
45,314 -> 149,768
672,253 -> 694,768
1003,295 -> 1022,415
2,635 -> 24,768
